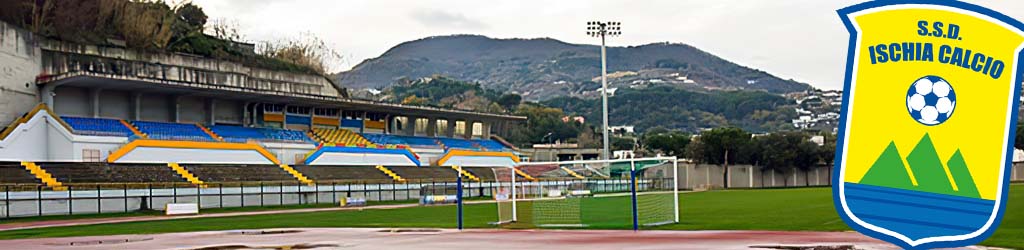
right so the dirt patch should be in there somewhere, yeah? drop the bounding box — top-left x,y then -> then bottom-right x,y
226,230 -> 304,235
189,243 -> 343,250
376,229 -> 442,233
49,237 -> 153,246
750,245 -> 859,250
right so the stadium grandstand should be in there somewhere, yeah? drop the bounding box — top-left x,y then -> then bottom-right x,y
0,20 -> 527,193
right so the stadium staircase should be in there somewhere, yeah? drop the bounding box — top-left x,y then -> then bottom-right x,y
120,119 -> 147,138
514,168 -> 537,181
561,167 -> 586,179
311,128 -> 372,146
196,123 -> 224,142
450,166 -> 481,182
279,164 -> 314,185
21,162 -> 65,190
167,163 -> 206,186
375,165 -> 406,182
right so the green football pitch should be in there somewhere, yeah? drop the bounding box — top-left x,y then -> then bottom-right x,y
0,185 -> 1020,248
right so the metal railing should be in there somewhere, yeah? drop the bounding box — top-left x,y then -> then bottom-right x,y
0,178 -> 676,218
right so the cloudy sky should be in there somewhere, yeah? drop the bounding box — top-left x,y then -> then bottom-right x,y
192,0 -> 1024,90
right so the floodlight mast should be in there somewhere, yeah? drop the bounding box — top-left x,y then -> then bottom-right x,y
586,21 -> 621,161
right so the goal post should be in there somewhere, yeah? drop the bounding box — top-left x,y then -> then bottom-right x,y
491,166 -> 517,224
450,165 -> 520,228
516,156 -> 680,229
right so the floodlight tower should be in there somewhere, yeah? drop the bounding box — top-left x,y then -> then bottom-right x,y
587,21 -> 621,161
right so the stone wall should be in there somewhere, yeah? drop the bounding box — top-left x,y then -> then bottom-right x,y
0,21 -> 41,126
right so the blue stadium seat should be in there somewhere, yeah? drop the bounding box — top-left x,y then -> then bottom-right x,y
361,133 -> 401,145
210,125 -> 267,143
262,128 -> 315,143
394,135 -> 441,148
133,121 -> 214,142
438,137 -> 481,150
360,133 -> 443,148
475,139 -> 509,151
62,116 -> 134,137
211,125 -> 314,144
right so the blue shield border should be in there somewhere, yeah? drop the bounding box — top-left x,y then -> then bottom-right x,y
834,0 -> 1024,249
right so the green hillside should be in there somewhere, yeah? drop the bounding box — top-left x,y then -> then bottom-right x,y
336,35 -> 811,100
858,134 -> 981,199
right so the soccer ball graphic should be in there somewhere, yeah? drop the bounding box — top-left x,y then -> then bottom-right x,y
906,76 -> 956,125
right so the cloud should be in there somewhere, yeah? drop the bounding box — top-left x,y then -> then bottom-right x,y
410,9 -> 488,30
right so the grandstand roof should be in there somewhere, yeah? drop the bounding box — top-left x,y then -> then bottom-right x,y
35,40 -> 526,122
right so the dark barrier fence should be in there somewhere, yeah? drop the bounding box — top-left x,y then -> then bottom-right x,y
0,178 -> 675,218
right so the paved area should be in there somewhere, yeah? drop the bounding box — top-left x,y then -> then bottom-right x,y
0,203 -> 423,232
0,227 -> 962,250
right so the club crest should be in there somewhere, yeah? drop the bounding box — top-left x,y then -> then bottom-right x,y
835,1 -> 1024,249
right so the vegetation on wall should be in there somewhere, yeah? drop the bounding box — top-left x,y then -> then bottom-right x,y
0,0 -> 338,76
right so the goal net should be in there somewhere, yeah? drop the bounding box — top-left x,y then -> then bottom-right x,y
491,167 -> 517,225
517,157 -> 679,229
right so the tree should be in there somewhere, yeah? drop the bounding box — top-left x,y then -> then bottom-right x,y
610,136 -> 635,152
496,94 -> 522,111
759,133 -> 799,186
794,138 -> 821,186
504,103 -> 582,146
738,135 -> 767,186
641,130 -> 690,157
1016,123 -> 1024,150
698,127 -> 751,188
684,138 -> 705,164
819,132 -> 837,184
175,2 -> 206,28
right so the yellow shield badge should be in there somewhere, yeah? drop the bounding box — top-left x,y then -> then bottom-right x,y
835,1 -> 1024,249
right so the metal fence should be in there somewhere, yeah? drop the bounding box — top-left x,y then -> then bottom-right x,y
0,178 -> 675,218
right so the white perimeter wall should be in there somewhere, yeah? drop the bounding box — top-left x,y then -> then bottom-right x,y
440,156 -> 516,167
0,109 -> 133,162
309,152 -> 417,166
0,112 -> 51,161
262,142 -> 316,165
114,147 -> 274,165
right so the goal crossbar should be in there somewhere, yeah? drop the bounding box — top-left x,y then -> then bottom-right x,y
516,156 -> 681,229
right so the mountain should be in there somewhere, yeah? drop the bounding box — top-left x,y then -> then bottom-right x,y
335,35 -> 812,100
858,134 -> 981,199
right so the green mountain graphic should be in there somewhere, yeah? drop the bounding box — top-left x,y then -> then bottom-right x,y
857,134 -> 982,199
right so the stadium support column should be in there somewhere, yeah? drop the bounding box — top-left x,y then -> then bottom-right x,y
427,117 -> 437,137
405,116 -> 416,136
39,82 -> 66,109
242,102 -> 252,126
482,122 -> 491,139
447,119 -> 456,138
206,99 -> 216,125
90,88 -> 102,118
171,96 -> 181,123
281,104 -> 288,128
131,93 -> 142,121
